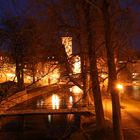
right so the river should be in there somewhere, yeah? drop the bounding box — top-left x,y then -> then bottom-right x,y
123,85 -> 140,100
0,91 -> 82,140
0,114 -> 80,140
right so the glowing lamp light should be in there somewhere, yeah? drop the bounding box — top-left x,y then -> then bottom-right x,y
72,86 -> 83,94
101,73 -> 106,78
116,83 -> 123,90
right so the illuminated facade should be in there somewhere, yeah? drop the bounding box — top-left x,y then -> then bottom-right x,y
62,37 -> 72,57
0,36 -> 82,85
73,55 -> 81,74
35,61 -> 60,86
0,57 -> 60,86
61,36 -> 81,74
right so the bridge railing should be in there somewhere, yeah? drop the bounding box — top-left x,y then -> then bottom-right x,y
0,105 -> 94,116
0,89 -> 48,111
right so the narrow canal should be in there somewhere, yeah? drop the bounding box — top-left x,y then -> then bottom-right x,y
0,114 -> 80,140
0,89 -> 83,140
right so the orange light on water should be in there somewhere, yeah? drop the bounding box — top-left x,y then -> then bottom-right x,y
52,94 -> 60,109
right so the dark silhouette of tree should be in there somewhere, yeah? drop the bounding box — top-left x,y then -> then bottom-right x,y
102,1 -> 124,140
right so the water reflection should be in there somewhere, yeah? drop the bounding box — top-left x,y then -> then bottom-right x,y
0,114 -> 80,140
124,86 -> 140,100
0,89 -> 84,140
67,114 -> 74,122
34,85 -> 84,111
52,94 -> 60,109
48,114 -> 51,123
36,93 -> 83,109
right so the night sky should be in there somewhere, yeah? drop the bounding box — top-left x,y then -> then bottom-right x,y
0,0 -> 140,52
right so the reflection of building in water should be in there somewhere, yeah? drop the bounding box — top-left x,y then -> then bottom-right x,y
52,94 -> 60,110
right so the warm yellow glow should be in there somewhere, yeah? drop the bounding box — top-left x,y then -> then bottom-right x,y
0,58 -> 60,85
101,73 -> 106,78
69,88 -> 72,92
62,37 -> 72,57
52,94 -> 60,109
116,83 -> 123,90
73,56 -> 81,74
6,73 -> 15,77
48,115 -> 51,123
72,86 -> 83,94
69,96 -> 73,104
37,99 -> 44,108
68,96 -> 73,109
0,62 -> 16,82
49,70 -> 60,84
36,62 -> 60,86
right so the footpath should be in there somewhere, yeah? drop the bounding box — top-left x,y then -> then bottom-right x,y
70,97 -> 140,140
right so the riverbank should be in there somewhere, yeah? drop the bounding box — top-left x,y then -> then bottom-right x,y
70,95 -> 140,140
69,115 -> 114,140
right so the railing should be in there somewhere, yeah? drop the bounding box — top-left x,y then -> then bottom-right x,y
0,84 -> 95,115
0,105 -> 94,116
0,85 -> 62,111
0,90 -> 44,111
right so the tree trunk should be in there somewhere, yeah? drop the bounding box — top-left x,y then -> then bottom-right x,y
80,42 -> 91,105
76,1 -> 105,129
16,62 -> 24,90
102,0 -> 124,140
88,40 -> 105,129
76,1 -> 93,106
32,66 -> 36,84
86,4 -> 105,130
15,45 -> 24,90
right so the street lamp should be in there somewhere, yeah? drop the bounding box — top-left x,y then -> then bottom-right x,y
116,83 -> 123,91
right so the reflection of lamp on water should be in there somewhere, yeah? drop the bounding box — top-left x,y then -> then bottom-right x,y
52,94 -> 60,109
48,114 -> 51,123
67,114 -> 74,122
